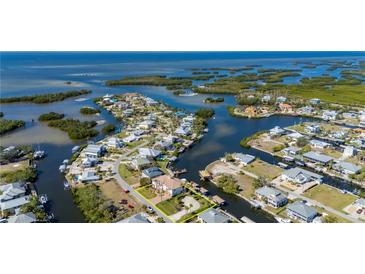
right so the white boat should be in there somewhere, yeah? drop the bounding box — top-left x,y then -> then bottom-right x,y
63,181 -> 70,189
72,146 -> 80,154
33,150 -> 45,159
62,159 -> 69,165
39,194 -> 48,204
203,128 -> 209,133
278,162 -> 288,168
59,164 -> 67,173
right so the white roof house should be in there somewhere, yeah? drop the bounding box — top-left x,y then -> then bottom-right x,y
287,201 -> 318,223
333,161 -> 362,175
138,148 -> 161,158
0,195 -> 31,213
107,137 -> 124,148
310,139 -> 331,149
282,167 -> 323,184
84,144 -> 104,159
175,127 -> 191,136
198,208 -> 230,223
322,110 -> 338,121
270,126 -> 285,136
342,146 -> 357,158
286,132 -> 304,140
123,134 -> 140,143
0,182 -> 26,202
232,153 -> 256,165
303,151 -> 333,165
8,212 -> 37,223
80,170 -> 100,183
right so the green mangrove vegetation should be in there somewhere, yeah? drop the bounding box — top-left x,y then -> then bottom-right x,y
80,106 -> 101,115
48,119 -> 98,140
0,90 -> 91,104
38,112 -> 65,121
0,119 -> 25,135
102,123 -> 116,134
204,97 -> 224,103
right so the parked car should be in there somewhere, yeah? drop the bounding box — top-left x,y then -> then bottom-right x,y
356,209 -> 363,214
128,204 -> 134,209
119,199 -> 128,205
123,188 -> 130,193
147,206 -> 154,213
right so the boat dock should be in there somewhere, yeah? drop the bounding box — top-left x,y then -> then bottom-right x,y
199,170 -> 211,180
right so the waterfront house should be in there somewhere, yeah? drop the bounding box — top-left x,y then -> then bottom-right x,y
255,186 -> 288,208
305,124 -> 321,134
333,161 -> 361,175
118,213 -> 150,223
80,170 -> 100,183
276,96 -> 287,103
151,175 -> 184,196
310,139 -> 331,149
123,134 -> 140,143
138,120 -> 155,130
0,195 -> 31,215
197,208 -> 230,223
81,157 -> 95,168
310,98 -> 321,105
279,103 -> 293,113
232,153 -> 256,166
286,132 -> 304,141
282,146 -> 301,156
342,112 -> 358,119
282,167 -> 323,184
297,106 -> 314,115
322,110 -> 338,121
130,157 -> 152,171
7,212 -> 37,223
107,137 -> 124,148
132,129 -> 145,136
175,127 -> 191,136
303,151 -> 333,165
331,130 -> 348,140
138,148 -> 161,159
354,198 -> 365,209
141,167 -> 163,179
262,95 -> 271,103
144,97 -> 158,106
342,146 -> 357,158
155,140 -> 174,151
270,126 -> 285,137
84,144 -> 104,160
287,201 -> 318,223
0,182 -> 26,202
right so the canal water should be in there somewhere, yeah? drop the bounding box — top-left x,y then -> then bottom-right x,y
1,52 -> 364,222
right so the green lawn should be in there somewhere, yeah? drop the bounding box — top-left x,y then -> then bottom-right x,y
157,160 -> 169,174
118,163 -> 139,185
243,159 -> 283,180
137,186 -> 157,199
304,184 -> 357,211
156,195 -> 183,216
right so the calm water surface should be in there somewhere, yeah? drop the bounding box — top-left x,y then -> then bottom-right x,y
1,52 -> 364,222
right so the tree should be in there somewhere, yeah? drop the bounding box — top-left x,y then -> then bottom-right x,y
322,215 -> 338,223
140,177 -> 151,186
296,137 -> 309,147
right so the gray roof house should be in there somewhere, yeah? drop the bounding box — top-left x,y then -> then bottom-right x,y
198,208 -> 230,223
0,195 -> 31,213
130,157 -> 152,171
80,170 -> 100,183
0,182 -> 27,202
333,161 -> 362,175
355,198 -> 365,208
232,153 -> 256,165
84,144 -> 104,159
287,201 -> 318,223
118,213 -> 150,223
141,167 -> 163,178
8,212 -> 37,223
255,186 -> 288,208
303,151 -> 333,165
138,148 -> 161,159
282,167 -> 323,184
282,146 -> 301,155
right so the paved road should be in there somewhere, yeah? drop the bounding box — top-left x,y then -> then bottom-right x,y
276,185 -> 362,223
111,141 -> 172,223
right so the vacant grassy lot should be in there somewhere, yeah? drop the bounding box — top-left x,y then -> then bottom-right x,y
118,163 -> 140,185
236,173 -> 256,199
137,186 -> 157,199
0,159 -> 29,175
243,159 -> 283,180
304,184 -> 357,211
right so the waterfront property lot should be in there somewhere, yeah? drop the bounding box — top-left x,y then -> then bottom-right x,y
242,159 -> 283,181
137,185 -> 216,223
236,174 -> 256,199
248,133 -> 283,153
0,159 -> 29,175
304,184 -> 357,211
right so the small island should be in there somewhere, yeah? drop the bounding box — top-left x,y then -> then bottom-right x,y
102,123 -> 116,134
204,97 -> 224,104
38,112 -> 65,121
80,106 -> 101,115
0,119 -> 25,135
48,119 -> 98,140
0,90 -> 91,104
